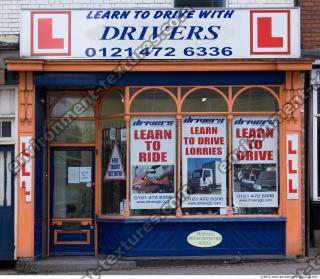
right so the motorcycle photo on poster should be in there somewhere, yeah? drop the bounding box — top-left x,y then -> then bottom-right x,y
130,116 -> 176,209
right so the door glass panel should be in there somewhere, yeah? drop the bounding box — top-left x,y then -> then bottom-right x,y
53,150 -> 93,218
6,151 -> 11,206
49,120 -> 95,143
0,152 -> 4,206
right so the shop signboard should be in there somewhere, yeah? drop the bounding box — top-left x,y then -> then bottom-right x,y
20,8 -> 300,59
182,116 -> 227,208
232,117 -> 278,208
130,116 -> 176,209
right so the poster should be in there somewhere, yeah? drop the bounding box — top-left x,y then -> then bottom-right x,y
104,144 -> 126,180
130,116 -> 176,209
80,167 -> 92,183
232,117 -> 278,208
182,116 -> 227,208
68,167 -> 80,184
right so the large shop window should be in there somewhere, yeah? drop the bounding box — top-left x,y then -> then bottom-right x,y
48,86 -> 281,218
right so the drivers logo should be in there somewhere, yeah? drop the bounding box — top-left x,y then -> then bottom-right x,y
250,10 -> 290,55
31,11 -> 71,56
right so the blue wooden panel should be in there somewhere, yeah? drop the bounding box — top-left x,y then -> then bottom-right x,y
56,232 -> 88,242
97,218 -> 285,256
34,71 -> 284,87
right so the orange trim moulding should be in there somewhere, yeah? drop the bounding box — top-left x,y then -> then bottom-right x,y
6,59 -> 313,72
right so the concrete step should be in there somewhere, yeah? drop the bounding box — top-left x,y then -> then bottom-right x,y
17,256 -> 136,274
125,255 -> 298,268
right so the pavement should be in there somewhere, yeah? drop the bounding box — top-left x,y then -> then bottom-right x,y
102,261 -> 320,275
1,256 -> 320,275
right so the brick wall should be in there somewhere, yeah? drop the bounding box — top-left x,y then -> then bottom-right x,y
0,0 -> 295,35
301,0 -> 320,51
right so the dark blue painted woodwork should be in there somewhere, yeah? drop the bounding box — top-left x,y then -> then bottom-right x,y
34,71 -> 284,87
34,87 -> 47,259
97,218 -> 286,256
49,147 -> 95,255
0,145 -> 14,260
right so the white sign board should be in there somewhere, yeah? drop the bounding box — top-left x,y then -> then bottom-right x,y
20,8 -> 300,59
181,116 -> 227,208
104,144 -> 126,180
287,134 -> 299,199
232,117 -> 278,208
20,136 -> 32,202
80,167 -> 92,183
130,116 -> 176,209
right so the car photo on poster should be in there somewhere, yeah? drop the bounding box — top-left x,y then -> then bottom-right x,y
131,165 -> 174,194
234,164 -> 277,192
187,158 -> 222,195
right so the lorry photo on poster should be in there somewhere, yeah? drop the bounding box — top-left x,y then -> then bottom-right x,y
232,117 -> 278,208
130,116 -> 176,209
182,116 -> 227,208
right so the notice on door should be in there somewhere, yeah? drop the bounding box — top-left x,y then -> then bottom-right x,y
232,117 -> 278,208
68,167 -> 80,184
80,167 -> 92,183
130,116 -> 176,209
182,116 -> 227,208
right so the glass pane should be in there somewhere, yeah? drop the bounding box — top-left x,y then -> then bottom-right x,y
0,89 -> 15,115
233,88 -> 278,112
49,120 -> 95,143
182,89 -> 228,112
101,91 -> 124,116
6,151 -> 11,206
174,0 -> 225,7
2,121 -> 11,138
318,88 -> 320,114
51,96 -> 95,118
101,118 -> 127,215
53,150 -> 93,218
131,89 -> 176,112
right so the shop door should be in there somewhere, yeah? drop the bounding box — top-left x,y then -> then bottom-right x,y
0,145 -> 14,260
49,147 -> 95,255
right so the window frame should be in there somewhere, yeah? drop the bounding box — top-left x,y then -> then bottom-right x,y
173,0 -> 226,8
0,86 -> 17,144
312,86 -> 319,201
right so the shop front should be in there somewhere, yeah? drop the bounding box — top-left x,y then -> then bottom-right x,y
8,8 -> 312,258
